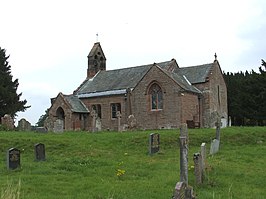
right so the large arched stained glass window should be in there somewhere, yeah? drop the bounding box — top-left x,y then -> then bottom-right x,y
149,83 -> 163,110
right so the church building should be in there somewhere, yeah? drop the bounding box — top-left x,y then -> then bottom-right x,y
45,42 -> 228,131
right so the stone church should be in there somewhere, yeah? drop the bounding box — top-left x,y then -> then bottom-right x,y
45,42 -> 227,131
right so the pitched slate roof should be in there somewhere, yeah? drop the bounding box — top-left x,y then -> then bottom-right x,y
160,68 -> 201,93
76,63 -> 154,95
64,95 -> 89,113
179,63 -> 213,84
75,60 -> 208,97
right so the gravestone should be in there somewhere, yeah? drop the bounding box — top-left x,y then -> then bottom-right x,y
18,118 -> 31,131
215,118 -> 221,140
35,127 -> 48,133
53,119 -> 64,133
200,143 -> 206,170
210,139 -> 220,155
193,153 -> 203,184
116,111 -> 122,132
44,116 -> 54,131
35,143 -> 45,161
7,148 -> 20,170
149,133 -> 160,155
180,123 -> 188,186
127,114 -> 137,129
91,109 -> 97,132
1,114 -> 14,130
173,182 -> 186,199
95,117 -> 102,132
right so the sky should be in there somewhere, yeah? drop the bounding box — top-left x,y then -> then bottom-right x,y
1,0 -> 265,125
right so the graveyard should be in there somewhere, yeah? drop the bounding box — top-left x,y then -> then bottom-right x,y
0,127 -> 265,199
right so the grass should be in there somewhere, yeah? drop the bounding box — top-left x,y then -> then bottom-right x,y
0,127 -> 265,198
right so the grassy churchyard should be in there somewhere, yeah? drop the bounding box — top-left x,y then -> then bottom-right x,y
0,127 -> 265,199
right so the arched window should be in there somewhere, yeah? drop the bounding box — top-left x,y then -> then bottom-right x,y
149,83 -> 163,110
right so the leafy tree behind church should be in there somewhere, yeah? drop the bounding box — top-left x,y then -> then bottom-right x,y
224,59 -> 266,126
0,47 -> 29,118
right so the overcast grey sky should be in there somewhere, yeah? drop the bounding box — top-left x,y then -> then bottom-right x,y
1,0 -> 265,125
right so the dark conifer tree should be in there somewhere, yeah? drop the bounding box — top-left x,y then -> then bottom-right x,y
0,47 -> 29,118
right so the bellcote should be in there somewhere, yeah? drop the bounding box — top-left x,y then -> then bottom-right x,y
87,42 -> 106,78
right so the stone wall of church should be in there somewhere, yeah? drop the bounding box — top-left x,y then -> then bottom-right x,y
48,95 -> 73,130
81,95 -> 127,131
181,92 -> 200,125
131,65 -> 199,129
193,62 -> 228,127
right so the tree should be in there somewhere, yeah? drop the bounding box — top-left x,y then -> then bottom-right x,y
224,59 -> 266,126
36,108 -> 49,127
0,47 -> 30,118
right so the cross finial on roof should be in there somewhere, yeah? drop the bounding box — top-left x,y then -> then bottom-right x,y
96,33 -> 99,42
214,53 -> 217,61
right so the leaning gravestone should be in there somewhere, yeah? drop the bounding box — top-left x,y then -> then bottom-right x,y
53,119 -> 64,133
149,133 -> 160,155
210,139 -> 220,155
7,148 -> 20,170
35,143 -> 45,161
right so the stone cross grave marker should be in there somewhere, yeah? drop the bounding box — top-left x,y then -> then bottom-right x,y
35,143 -> 46,161
91,109 -> 97,132
210,139 -> 220,155
116,111 -> 122,132
149,133 -> 160,155
7,148 -> 20,170
179,123 -> 188,186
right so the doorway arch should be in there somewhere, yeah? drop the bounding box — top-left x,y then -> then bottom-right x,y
56,107 -> 65,129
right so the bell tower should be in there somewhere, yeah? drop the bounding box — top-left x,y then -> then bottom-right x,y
87,42 -> 106,78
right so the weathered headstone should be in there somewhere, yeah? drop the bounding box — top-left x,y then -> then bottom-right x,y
149,133 -> 160,155
7,148 -> 20,170
180,123 -> 188,186
210,139 -> 220,155
95,117 -> 102,132
173,182 -> 186,199
172,182 -> 195,199
35,143 -> 45,161
127,114 -> 137,129
17,118 -> 31,131
91,109 -> 97,132
215,118 -> 221,140
116,111 -> 122,132
193,153 -> 203,184
1,114 -> 14,130
44,116 -> 54,131
200,142 -> 206,170
35,127 -> 48,133
53,119 -> 64,133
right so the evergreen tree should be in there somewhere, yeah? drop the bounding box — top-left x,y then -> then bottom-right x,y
0,47 -> 29,118
36,108 -> 49,127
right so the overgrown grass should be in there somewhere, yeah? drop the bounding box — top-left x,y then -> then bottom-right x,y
0,127 -> 265,198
